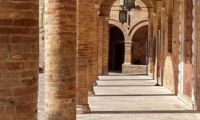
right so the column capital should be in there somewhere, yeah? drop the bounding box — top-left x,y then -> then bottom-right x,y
124,41 -> 132,45
94,4 -> 100,15
94,4 -> 100,10
104,16 -> 109,21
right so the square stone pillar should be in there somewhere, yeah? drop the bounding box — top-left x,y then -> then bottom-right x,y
102,16 -> 109,75
122,41 -> 132,73
98,16 -> 104,75
76,0 -> 91,114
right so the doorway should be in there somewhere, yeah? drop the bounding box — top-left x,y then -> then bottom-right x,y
108,26 -> 125,72
132,25 -> 148,65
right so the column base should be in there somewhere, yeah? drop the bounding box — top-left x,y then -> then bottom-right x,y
88,90 -> 95,97
102,72 -> 109,75
77,104 -> 91,114
122,63 -> 147,74
102,68 -> 108,75
93,81 -> 98,86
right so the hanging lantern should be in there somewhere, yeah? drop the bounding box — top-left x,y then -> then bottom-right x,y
119,10 -> 127,23
124,0 -> 135,8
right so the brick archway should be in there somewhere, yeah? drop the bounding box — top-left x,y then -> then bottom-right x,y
129,20 -> 149,40
99,0 -> 153,16
109,20 -> 128,41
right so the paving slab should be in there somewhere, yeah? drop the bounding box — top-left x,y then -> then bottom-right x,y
77,73 -> 200,120
38,72 -> 200,120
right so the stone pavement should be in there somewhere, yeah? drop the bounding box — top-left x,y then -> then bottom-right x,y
38,72 -> 200,120
77,73 -> 200,120
38,72 -> 45,120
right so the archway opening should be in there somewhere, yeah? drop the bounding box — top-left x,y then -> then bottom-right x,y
132,25 -> 148,65
108,25 -> 125,72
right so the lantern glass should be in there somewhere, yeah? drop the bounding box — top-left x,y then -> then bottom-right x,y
124,0 -> 135,7
119,10 -> 127,23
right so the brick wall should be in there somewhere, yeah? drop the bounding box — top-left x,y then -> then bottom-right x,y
0,0 -> 39,119
132,25 -> 148,65
161,0 -> 180,94
183,0 -> 193,97
98,17 -> 104,75
44,0 -> 77,119
39,0 -> 45,69
76,0 -> 93,113
110,0 -> 148,26
196,2 -> 200,110
108,0 -> 149,74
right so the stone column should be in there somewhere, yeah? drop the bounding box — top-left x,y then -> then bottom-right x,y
76,0 -> 91,114
122,41 -> 132,73
44,0 -> 76,119
102,16 -> 109,75
39,0 -> 45,69
98,16 -> 104,75
87,2 -> 98,97
93,5 -> 100,86
0,0 -> 39,119
148,11 -> 154,77
124,41 -> 132,65
194,0 -> 199,110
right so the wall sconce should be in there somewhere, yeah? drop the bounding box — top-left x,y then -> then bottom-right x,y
119,10 -> 127,23
124,0 -> 135,8
119,0 -> 135,25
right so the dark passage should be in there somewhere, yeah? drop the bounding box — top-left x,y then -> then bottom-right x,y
109,26 -> 125,71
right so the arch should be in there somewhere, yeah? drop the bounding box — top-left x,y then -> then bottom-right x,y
108,24 -> 125,71
99,0 -> 154,16
109,19 -> 129,41
131,25 -> 148,65
129,19 -> 148,36
129,21 -> 149,40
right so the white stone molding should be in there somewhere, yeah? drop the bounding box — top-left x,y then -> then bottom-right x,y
178,0 -> 184,94
191,0 -> 197,104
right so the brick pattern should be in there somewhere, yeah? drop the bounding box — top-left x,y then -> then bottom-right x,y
76,0 -> 91,114
183,0 -> 193,97
160,0 -> 180,94
44,0 -> 76,119
196,1 -> 200,110
87,2 -> 98,96
0,0 -> 39,119
160,7 -> 166,86
109,0 -> 149,74
39,0 -> 45,69
110,0 -> 148,27
132,25 -> 148,65
93,9 -> 99,85
152,13 -> 159,80
123,42 -> 132,64
148,12 -> 154,78
122,65 -> 146,74
102,16 -> 109,75
1,0 -> 200,116
98,16 -> 104,75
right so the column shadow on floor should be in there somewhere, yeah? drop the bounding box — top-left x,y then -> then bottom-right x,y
90,110 -> 200,114
98,79 -> 154,81
94,94 -> 176,97
97,85 -> 156,87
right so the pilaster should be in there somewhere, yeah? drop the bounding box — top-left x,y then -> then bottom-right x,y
122,41 -> 132,73
98,16 -> 104,75
102,16 -> 109,75
76,0 -> 92,114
